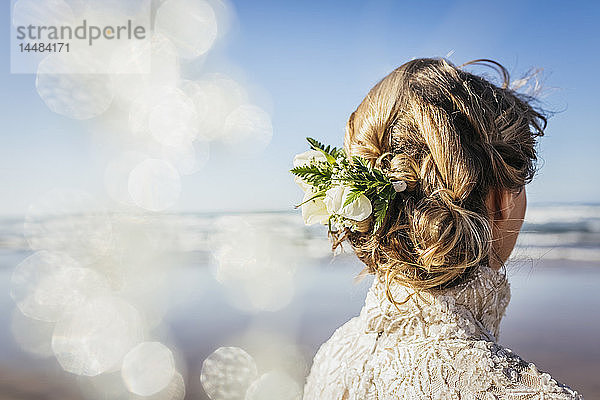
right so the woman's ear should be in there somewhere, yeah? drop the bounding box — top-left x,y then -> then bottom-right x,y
486,187 -> 517,223
487,187 -> 527,270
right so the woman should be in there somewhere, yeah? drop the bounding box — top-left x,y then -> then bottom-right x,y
293,58 -> 583,399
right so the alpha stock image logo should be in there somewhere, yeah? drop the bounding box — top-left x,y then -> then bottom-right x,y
10,0 -> 151,74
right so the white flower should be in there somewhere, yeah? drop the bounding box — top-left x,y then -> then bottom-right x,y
301,189 -> 329,225
293,149 -> 327,168
293,150 -> 327,192
324,186 -> 372,221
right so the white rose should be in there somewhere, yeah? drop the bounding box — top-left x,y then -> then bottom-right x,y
293,150 -> 327,192
301,189 -> 329,225
324,186 -> 372,221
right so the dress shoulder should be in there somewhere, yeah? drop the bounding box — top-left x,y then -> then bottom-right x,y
484,341 -> 584,400
303,266 -> 583,399
368,338 -> 584,400
303,315 -> 378,399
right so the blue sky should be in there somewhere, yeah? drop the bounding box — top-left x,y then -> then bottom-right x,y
1,0 -> 599,216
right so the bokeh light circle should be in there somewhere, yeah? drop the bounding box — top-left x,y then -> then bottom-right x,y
222,104 -> 273,154
200,346 -> 258,400
144,140 -> 210,176
52,296 -> 144,376
181,76 -> 248,141
36,52 -> 114,119
11,250 -> 110,322
110,33 -> 180,105
129,86 -> 199,147
155,0 -> 218,58
122,341 -> 176,396
104,151 -> 148,206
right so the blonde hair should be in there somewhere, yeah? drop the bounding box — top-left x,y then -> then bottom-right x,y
342,58 -> 547,293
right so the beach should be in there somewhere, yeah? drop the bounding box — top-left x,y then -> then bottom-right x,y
0,206 -> 599,399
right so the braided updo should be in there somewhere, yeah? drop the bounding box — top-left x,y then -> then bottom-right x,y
343,58 -> 547,292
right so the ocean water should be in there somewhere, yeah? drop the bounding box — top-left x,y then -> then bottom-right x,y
0,204 -> 599,399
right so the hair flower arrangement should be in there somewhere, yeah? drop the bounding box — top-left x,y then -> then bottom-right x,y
291,137 -> 406,233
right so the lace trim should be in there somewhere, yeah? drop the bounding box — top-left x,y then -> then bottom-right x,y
361,265 -> 511,342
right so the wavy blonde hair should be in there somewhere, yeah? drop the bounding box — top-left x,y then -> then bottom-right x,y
341,58 -> 547,294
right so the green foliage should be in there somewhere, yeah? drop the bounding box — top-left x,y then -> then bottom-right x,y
291,137 -> 398,231
343,156 -> 396,231
289,162 -> 332,191
342,188 -> 364,208
293,189 -> 326,208
371,186 -> 395,231
306,137 -> 345,163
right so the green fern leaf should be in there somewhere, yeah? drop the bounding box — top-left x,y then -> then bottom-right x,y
307,137 -> 345,164
342,188 -> 364,208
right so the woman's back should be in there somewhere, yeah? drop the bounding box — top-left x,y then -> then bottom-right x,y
303,266 -> 582,399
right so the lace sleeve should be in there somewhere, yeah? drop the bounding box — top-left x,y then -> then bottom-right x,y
366,340 -> 585,400
484,343 -> 584,400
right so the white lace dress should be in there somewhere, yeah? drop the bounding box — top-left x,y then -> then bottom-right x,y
303,265 -> 584,399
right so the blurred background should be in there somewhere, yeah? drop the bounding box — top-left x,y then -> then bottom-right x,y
1,0 -> 599,399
